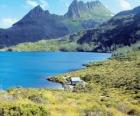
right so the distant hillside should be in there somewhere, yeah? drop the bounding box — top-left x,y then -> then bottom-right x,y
5,6 -> 140,52
0,0 -> 112,48
77,6 -> 140,52
2,32 -> 86,52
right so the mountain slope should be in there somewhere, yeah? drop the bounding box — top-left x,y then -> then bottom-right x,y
0,0 -> 112,48
77,6 -> 140,52
13,6 -> 68,38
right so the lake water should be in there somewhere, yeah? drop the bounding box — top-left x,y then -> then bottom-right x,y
0,52 -> 111,90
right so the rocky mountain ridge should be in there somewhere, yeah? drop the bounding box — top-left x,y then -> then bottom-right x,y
65,0 -> 112,20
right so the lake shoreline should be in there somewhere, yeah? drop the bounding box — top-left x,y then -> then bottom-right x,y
0,52 -> 111,90
47,56 -> 111,85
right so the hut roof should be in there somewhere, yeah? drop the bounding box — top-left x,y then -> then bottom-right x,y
71,77 -> 81,82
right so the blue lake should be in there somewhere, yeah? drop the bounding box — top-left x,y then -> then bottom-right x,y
0,52 -> 111,90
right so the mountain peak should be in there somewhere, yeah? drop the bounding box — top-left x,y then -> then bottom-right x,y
132,6 -> 140,14
13,5 -> 48,26
115,5 -> 140,18
89,0 -> 102,6
28,5 -> 44,16
30,5 -> 44,14
33,5 -> 43,10
65,0 -> 112,20
71,0 -> 78,3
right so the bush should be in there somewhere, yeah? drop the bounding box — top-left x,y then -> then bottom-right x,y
0,104 -> 49,116
28,94 -> 47,104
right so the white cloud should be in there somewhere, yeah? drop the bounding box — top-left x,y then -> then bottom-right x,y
118,0 -> 131,10
39,0 -> 48,9
26,0 -> 38,7
26,0 -> 48,9
0,18 -> 18,28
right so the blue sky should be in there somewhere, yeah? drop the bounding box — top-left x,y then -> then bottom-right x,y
0,0 -> 140,28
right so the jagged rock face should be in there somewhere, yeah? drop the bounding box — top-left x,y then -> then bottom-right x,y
0,0 -> 112,48
77,6 -> 140,52
65,0 -> 112,20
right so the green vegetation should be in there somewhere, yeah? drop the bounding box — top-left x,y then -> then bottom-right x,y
48,48 -> 140,115
112,42 -> 140,59
49,50 -> 140,93
0,45 -> 140,115
1,33 -> 96,52
62,19 -> 84,33
1,39 -> 78,52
